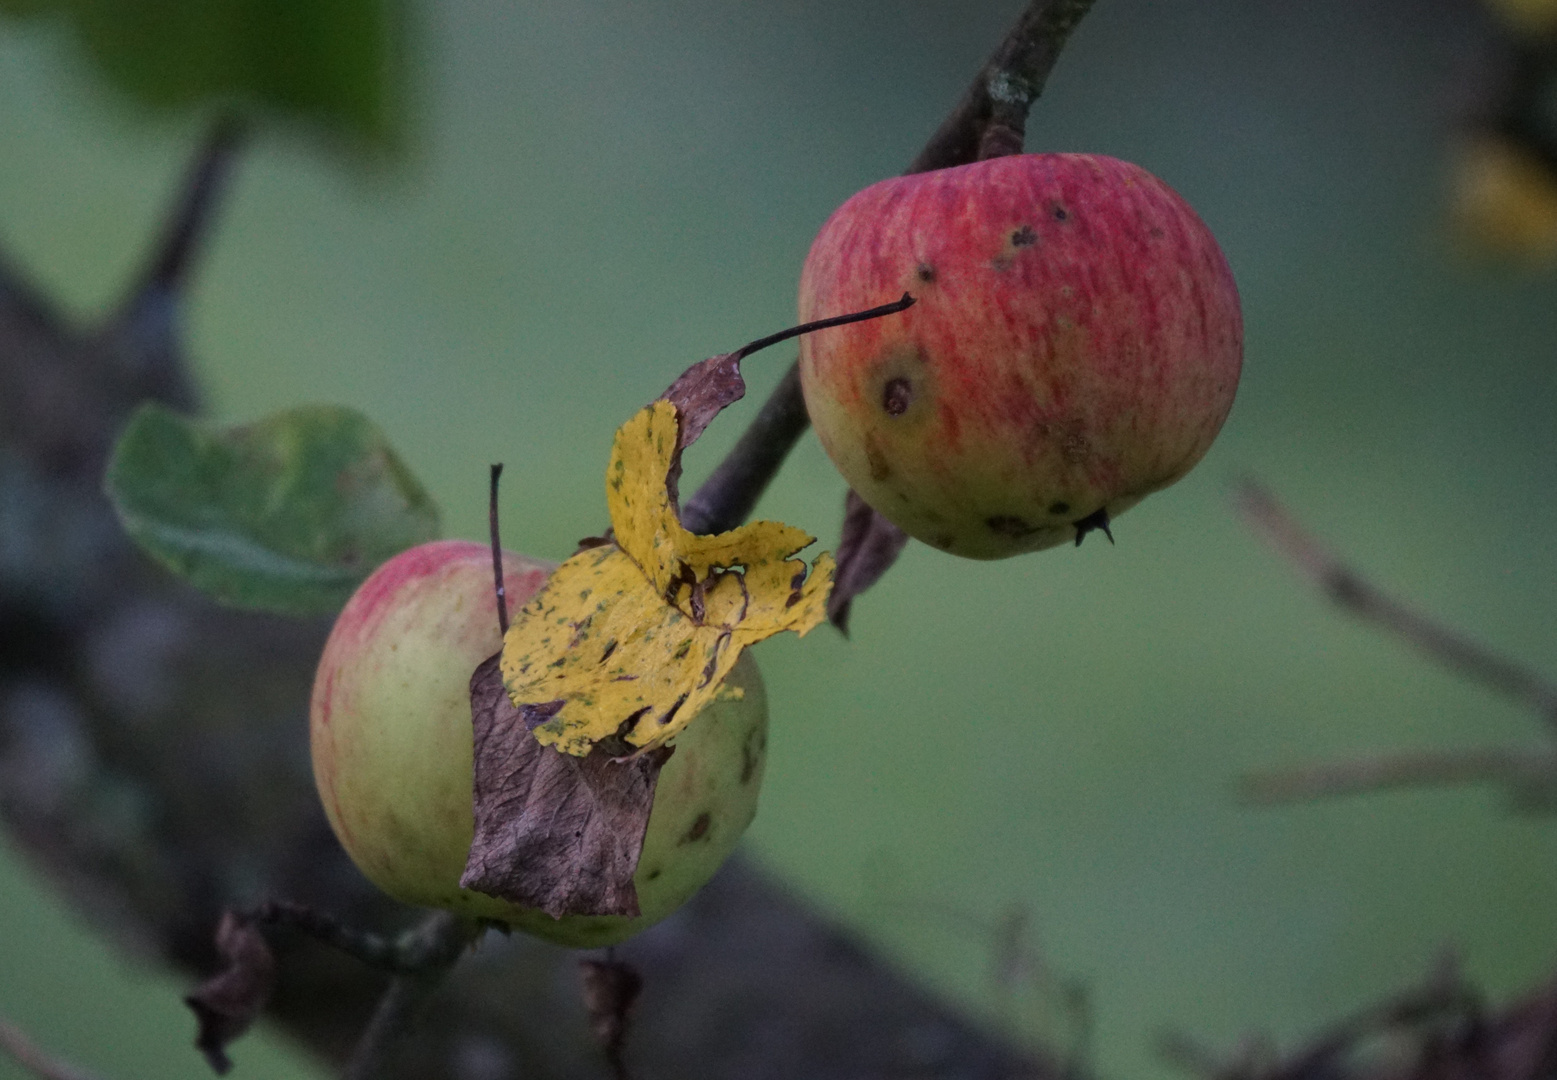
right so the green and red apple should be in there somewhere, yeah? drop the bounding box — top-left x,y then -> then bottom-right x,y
798,153 -> 1243,558
310,539 -> 769,947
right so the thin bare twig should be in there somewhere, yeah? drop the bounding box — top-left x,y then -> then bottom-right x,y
1236,482 -> 1557,732
0,1017 -> 110,1080
683,0 -> 1098,537
1238,745 -> 1557,806
1159,958 -> 1479,1080
249,900 -> 460,975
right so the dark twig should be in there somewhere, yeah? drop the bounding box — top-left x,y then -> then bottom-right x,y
1159,957 -> 1479,1080
581,954 -> 645,1080
102,114 -> 247,409
249,900 -> 447,975
684,0 -> 1096,538
341,911 -> 483,1080
1238,746 -> 1557,806
490,463 -> 510,635
681,363 -> 811,535
1236,482 -> 1557,732
909,0 -> 1099,172
0,1017 -> 109,1080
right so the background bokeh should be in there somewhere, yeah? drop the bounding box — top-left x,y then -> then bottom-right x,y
3,0 -> 1556,1078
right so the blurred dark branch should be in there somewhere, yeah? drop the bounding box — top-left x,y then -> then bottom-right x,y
683,0 -> 1097,537
249,901 -> 478,976
1159,958 -> 1491,1080
119,116 -> 248,314
1238,746 -> 1557,807
1236,482 -> 1557,732
0,1017 -> 110,1080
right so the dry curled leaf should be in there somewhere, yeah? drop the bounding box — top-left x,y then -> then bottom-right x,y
828,488 -> 910,634
461,654 -> 672,917
184,911 -> 277,1074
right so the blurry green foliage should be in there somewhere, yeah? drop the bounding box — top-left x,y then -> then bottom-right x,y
104,402 -> 440,615
0,0 -> 404,149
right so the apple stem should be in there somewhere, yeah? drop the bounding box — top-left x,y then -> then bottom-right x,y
490,462 -> 510,636
732,293 -> 916,362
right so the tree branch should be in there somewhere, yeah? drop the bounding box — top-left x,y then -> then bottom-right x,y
1236,482 -> 1557,732
0,1016 -> 110,1080
684,0 -> 1098,537
1237,745 -> 1557,807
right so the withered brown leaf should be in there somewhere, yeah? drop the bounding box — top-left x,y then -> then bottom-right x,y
184,911 -> 277,1075
461,654 -> 674,918
828,489 -> 910,634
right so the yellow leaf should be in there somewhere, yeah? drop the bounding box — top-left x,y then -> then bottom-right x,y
501,400 -> 832,757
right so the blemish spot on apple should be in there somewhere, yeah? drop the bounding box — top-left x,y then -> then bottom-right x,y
680,811 -> 712,845
1048,500 -> 1070,515
985,515 -> 1038,538
739,727 -> 764,784
1052,204 -> 1070,221
916,263 -> 936,283
882,377 -> 913,416
1011,225 -> 1037,247
864,433 -> 892,482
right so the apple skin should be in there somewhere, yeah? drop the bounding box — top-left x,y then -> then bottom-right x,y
310,539 -> 769,948
798,153 -> 1243,558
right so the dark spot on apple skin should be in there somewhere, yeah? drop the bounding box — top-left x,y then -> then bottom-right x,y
1011,225 -> 1037,247
1052,205 -> 1069,221
646,867 -> 661,881
740,726 -> 766,784
931,533 -> 957,551
1048,500 -> 1070,515
1149,226 -> 1165,239
680,812 -> 712,844
986,515 -> 1038,538
863,431 -> 892,481
882,377 -> 912,416
916,263 -> 936,283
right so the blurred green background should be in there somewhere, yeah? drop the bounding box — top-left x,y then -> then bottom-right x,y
3,1 -> 1557,1078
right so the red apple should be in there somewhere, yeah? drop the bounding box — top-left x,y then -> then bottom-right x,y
798,153 -> 1242,558
310,539 -> 769,947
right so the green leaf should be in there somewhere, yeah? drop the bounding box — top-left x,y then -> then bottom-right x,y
105,402 -> 440,615
0,0 -> 405,151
